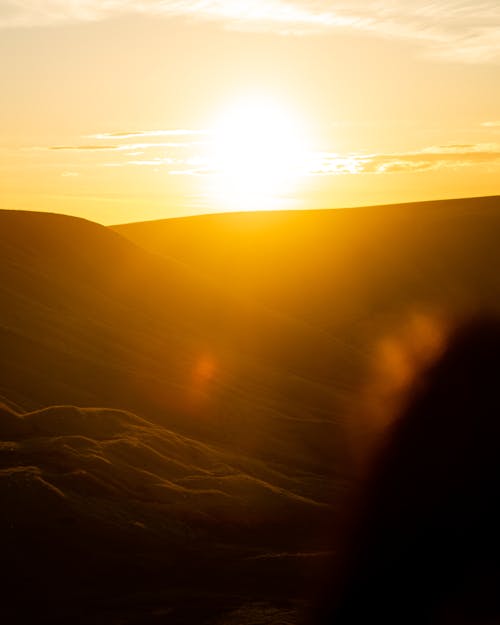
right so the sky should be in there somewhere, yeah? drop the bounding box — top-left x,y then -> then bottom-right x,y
0,0 -> 499,224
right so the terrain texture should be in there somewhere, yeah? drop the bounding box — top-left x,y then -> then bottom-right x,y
1,195 -> 499,623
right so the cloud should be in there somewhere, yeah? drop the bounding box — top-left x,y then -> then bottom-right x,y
126,159 -> 174,166
49,140 -> 205,152
50,145 -> 117,151
36,128 -> 500,178
0,1 -> 355,31
1,1 -> 499,64
169,169 -> 199,175
311,143 -> 500,176
100,140 -> 500,175
101,157 -> 179,168
89,129 -> 210,140
94,141 -> 500,177
24,129 -> 210,176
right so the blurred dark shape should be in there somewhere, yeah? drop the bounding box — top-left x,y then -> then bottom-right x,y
315,317 -> 500,625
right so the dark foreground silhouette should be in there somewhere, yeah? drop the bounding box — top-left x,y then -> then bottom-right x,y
314,318 -> 500,625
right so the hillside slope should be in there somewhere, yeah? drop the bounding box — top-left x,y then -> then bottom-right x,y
0,209 -> 350,475
113,196 -> 500,339
1,208 -> 356,622
3,198 -> 500,623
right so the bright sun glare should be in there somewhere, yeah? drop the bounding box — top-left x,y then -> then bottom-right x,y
208,95 -> 309,211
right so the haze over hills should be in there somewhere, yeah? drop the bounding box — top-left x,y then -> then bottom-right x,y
1,196 -> 499,623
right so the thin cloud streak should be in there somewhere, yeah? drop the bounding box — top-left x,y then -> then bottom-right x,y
89,129 -> 210,140
1,1 -> 499,64
49,141 -> 206,152
50,145 -> 117,151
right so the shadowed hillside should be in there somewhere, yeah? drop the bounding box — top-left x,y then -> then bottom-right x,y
0,401 -> 328,624
1,197 -> 500,623
0,209 -> 351,476
0,208 -> 348,624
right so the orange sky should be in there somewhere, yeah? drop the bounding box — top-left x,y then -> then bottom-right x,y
1,1 -> 499,223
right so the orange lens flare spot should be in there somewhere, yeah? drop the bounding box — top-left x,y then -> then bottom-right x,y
186,353 -> 219,411
363,311 -> 448,433
193,354 -> 217,382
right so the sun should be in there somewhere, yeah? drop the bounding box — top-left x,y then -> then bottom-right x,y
207,95 -> 309,212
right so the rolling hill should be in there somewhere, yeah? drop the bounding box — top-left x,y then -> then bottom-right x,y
113,196 -> 500,336
1,195 -> 499,623
0,209 -> 350,473
0,208 -> 348,624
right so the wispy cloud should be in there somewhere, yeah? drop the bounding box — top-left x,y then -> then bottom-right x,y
25,129 -> 500,178
101,156 -> 179,168
89,129 -> 210,140
50,145 -> 117,151
49,141 -> 205,152
99,140 -> 500,175
312,143 -> 500,176
1,1 -> 499,64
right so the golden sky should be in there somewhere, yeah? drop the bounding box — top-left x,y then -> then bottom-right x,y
1,1 -> 499,223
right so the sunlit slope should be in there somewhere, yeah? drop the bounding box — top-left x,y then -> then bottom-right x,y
0,210 -> 349,475
113,196 -> 500,337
